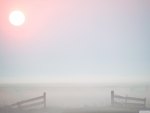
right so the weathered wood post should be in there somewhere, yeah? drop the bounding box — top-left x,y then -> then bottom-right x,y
111,90 -> 114,106
43,92 -> 46,109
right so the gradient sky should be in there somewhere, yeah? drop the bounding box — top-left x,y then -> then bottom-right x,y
0,0 -> 150,84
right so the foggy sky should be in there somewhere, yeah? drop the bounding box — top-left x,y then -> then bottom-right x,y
0,0 -> 150,84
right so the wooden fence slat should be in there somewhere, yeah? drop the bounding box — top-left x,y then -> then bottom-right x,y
114,94 -> 126,99
17,96 -> 43,105
114,102 -> 145,106
114,94 -> 145,102
126,96 -> 146,102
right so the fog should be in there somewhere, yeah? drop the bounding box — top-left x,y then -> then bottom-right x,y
0,0 -> 150,84
0,0 -> 150,113
0,83 -> 150,113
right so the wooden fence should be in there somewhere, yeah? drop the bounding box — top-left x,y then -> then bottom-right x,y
111,90 -> 146,108
10,92 -> 46,110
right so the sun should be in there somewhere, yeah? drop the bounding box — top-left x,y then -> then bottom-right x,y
9,10 -> 25,26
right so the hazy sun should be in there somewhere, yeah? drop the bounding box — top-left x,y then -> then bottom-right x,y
9,10 -> 25,26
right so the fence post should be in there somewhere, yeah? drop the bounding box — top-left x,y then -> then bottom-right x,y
111,90 -> 114,106
43,92 -> 46,109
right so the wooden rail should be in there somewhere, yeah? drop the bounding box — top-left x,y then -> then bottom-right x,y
11,92 -> 46,110
111,90 -> 146,108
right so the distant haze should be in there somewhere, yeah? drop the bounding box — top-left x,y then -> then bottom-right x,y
0,0 -> 150,84
0,83 -> 150,107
